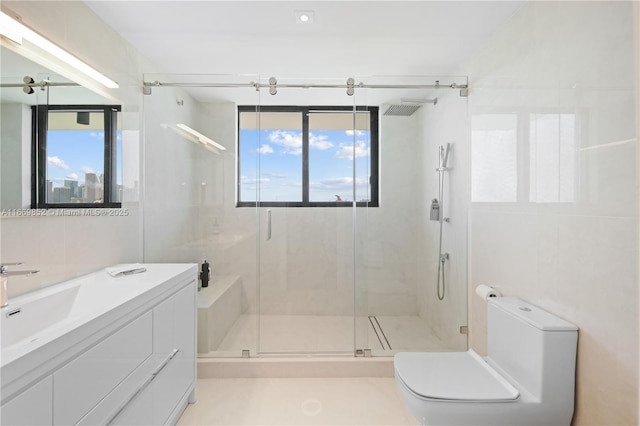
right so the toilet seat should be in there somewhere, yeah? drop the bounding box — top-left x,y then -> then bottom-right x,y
394,350 -> 519,402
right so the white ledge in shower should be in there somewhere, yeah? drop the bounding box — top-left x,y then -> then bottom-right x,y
0,263 -> 195,396
197,275 -> 243,353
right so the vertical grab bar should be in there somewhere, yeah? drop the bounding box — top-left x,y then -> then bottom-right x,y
266,209 -> 272,240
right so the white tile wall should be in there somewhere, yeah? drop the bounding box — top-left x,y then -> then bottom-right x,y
464,2 -> 638,424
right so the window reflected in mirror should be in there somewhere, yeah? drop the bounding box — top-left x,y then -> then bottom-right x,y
32,105 -> 122,208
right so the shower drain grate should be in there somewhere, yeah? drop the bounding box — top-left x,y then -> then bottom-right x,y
368,316 -> 392,350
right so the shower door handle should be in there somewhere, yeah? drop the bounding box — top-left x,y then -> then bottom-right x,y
266,209 -> 272,241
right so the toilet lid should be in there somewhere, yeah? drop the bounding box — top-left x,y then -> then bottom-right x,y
394,350 -> 519,402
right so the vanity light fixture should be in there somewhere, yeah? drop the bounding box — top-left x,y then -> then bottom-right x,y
0,11 -> 119,92
176,123 -> 226,151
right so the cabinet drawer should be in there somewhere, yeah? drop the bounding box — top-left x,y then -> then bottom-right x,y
53,312 -> 152,425
0,376 -> 52,426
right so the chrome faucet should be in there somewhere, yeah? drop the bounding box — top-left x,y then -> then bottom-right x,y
1,262 -> 40,308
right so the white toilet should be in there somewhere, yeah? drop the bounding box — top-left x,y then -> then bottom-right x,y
394,297 -> 578,426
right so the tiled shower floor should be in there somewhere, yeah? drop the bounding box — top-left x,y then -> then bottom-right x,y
200,314 -> 450,356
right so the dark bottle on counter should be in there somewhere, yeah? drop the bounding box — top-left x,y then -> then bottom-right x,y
200,260 -> 211,288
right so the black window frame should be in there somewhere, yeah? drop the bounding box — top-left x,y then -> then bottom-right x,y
237,105 -> 379,208
31,104 -> 122,209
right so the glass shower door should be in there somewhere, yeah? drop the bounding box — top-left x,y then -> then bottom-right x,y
245,87 -> 360,355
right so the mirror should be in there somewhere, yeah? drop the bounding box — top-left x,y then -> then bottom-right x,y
1,46 -> 116,210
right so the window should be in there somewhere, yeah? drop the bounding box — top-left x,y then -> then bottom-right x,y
238,105 -> 379,207
32,105 -> 122,208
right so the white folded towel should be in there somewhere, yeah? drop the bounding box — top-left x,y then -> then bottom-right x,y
106,264 -> 147,277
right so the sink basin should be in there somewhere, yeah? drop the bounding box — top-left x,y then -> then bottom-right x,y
1,286 -> 79,349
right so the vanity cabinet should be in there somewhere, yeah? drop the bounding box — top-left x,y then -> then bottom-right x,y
110,283 -> 196,425
0,264 -> 197,426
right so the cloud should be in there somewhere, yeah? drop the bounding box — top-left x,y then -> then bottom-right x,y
241,175 -> 270,185
267,130 -> 302,155
47,156 -> 70,170
261,172 -> 288,179
345,130 -> 367,137
265,130 -> 335,155
258,144 -> 274,154
90,131 -> 105,139
81,166 -> 95,174
66,173 -> 79,180
309,133 -> 333,150
335,141 -> 370,160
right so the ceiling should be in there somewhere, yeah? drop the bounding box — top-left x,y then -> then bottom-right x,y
84,1 -> 524,104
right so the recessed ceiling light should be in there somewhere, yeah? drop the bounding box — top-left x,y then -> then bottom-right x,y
295,10 -> 314,25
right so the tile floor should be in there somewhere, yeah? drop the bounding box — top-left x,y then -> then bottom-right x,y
177,377 -> 419,426
187,314 -> 451,425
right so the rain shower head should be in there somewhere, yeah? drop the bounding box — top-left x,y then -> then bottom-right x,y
383,104 -> 422,116
383,97 -> 438,116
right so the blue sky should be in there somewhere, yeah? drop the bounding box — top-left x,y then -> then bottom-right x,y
240,128 -> 371,202
46,130 -> 122,187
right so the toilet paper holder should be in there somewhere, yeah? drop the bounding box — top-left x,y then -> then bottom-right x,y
475,284 -> 502,300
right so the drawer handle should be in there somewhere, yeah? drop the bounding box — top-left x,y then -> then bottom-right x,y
106,375 -> 153,425
106,349 -> 180,425
152,348 -> 180,379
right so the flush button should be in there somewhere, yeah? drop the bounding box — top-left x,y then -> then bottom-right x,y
519,307 -> 532,312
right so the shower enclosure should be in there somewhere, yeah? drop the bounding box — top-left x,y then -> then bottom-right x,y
141,74 -> 469,358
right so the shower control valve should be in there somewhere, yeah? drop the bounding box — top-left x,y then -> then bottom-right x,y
429,199 -> 440,221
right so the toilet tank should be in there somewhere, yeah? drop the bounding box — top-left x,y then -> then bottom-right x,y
486,298 -> 578,400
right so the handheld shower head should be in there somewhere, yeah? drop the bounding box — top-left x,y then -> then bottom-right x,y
440,143 -> 451,169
